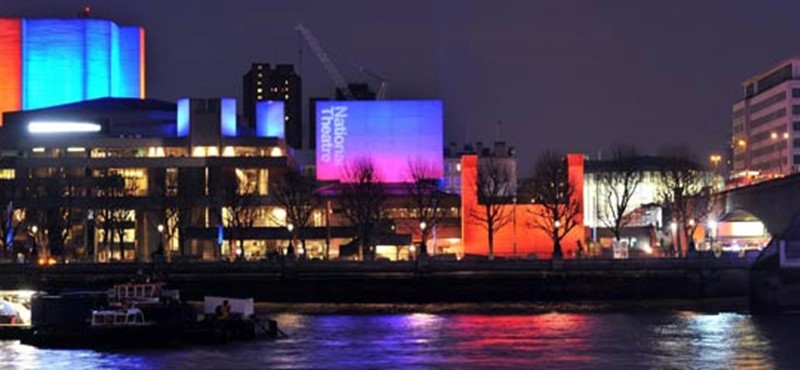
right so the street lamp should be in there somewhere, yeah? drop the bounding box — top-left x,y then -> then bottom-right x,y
157,224 -> 164,233
737,139 -> 750,180
30,225 -> 39,262
771,132 -> 790,176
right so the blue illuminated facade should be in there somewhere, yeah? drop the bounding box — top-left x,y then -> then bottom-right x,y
176,99 -> 189,137
220,98 -> 237,137
17,18 -> 144,111
256,101 -> 285,138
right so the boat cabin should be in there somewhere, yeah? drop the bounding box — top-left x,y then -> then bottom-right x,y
91,308 -> 146,327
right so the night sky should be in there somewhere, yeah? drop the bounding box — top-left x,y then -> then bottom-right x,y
4,0 -> 800,170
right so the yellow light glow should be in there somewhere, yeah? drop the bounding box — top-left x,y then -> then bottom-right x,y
223,146 -> 235,157
269,147 -> 283,157
147,147 -> 165,158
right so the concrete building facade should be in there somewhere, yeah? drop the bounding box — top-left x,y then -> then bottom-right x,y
733,58 -> 800,178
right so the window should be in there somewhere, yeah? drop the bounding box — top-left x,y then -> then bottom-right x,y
793,89 -> 800,98
257,88 -> 263,93
793,105 -> 800,115
794,138 -> 800,148
794,121 -> 800,131
795,155 -> 800,165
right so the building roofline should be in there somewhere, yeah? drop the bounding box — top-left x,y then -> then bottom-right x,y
741,57 -> 800,86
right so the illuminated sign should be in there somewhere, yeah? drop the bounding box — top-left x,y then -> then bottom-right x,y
256,101 -> 284,138
28,121 -> 102,134
0,18 -> 145,125
315,100 -> 443,182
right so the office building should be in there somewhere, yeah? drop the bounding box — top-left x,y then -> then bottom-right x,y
732,58 -> 800,178
242,63 -> 302,149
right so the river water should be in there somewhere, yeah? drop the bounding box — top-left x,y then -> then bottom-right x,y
1,311 -> 799,369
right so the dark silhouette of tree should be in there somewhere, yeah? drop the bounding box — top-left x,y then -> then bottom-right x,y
222,181 -> 260,259
339,159 -> 387,261
405,160 -> 450,256
469,156 -> 514,259
597,145 -> 644,242
0,179 -> 24,259
27,173 -> 77,260
527,150 -> 582,260
657,146 -> 714,256
97,175 -> 136,261
271,171 -> 318,259
152,171 -> 197,259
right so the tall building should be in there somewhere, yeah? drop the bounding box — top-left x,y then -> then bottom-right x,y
732,58 -> 800,178
242,63 -> 302,149
0,18 -> 145,125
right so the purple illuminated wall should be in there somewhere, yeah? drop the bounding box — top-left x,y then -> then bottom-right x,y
315,100 -> 443,182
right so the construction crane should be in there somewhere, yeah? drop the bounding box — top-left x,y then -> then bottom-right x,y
295,23 -> 354,100
358,65 -> 388,100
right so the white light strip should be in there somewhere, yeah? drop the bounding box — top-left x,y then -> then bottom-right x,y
32,147 -> 45,153
28,121 -> 102,134
66,147 -> 86,153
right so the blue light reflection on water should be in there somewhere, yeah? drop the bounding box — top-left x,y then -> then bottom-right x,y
2,312 -> 798,369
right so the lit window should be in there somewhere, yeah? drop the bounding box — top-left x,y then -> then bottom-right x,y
67,147 -> 86,153
257,73 -> 262,78
257,81 -> 262,86
0,169 -> 15,179
284,94 -> 289,100
284,116 -> 289,121
257,95 -> 263,100
284,80 -> 288,85
32,147 -> 45,153
270,147 -> 283,157
222,146 -> 235,157
257,88 -> 263,93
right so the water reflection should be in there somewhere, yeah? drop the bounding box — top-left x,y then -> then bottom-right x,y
1,311 -> 798,369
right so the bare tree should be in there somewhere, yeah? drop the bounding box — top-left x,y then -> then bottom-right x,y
597,145 -> 643,242
271,171 -> 318,258
0,179 -> 24,259
405,160 -> 450,256
222,181 -> 260,259
526,150 -> 582,259
657,146 -> 714,256
27,174 -> 76,260
469,156 -> 514,259
339,159 -> 387,261
97,175 -> 137,261
163,185 -> 194,258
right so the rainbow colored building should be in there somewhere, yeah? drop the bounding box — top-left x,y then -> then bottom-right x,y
0,18 -> 145,125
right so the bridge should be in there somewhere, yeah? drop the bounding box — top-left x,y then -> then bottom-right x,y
720,173 -> 800,312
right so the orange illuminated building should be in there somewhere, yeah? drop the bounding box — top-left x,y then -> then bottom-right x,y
0,18 -> 21,126
460,154 -> 585,259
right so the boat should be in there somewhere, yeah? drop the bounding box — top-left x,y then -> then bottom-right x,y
18,282 -> 279,348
